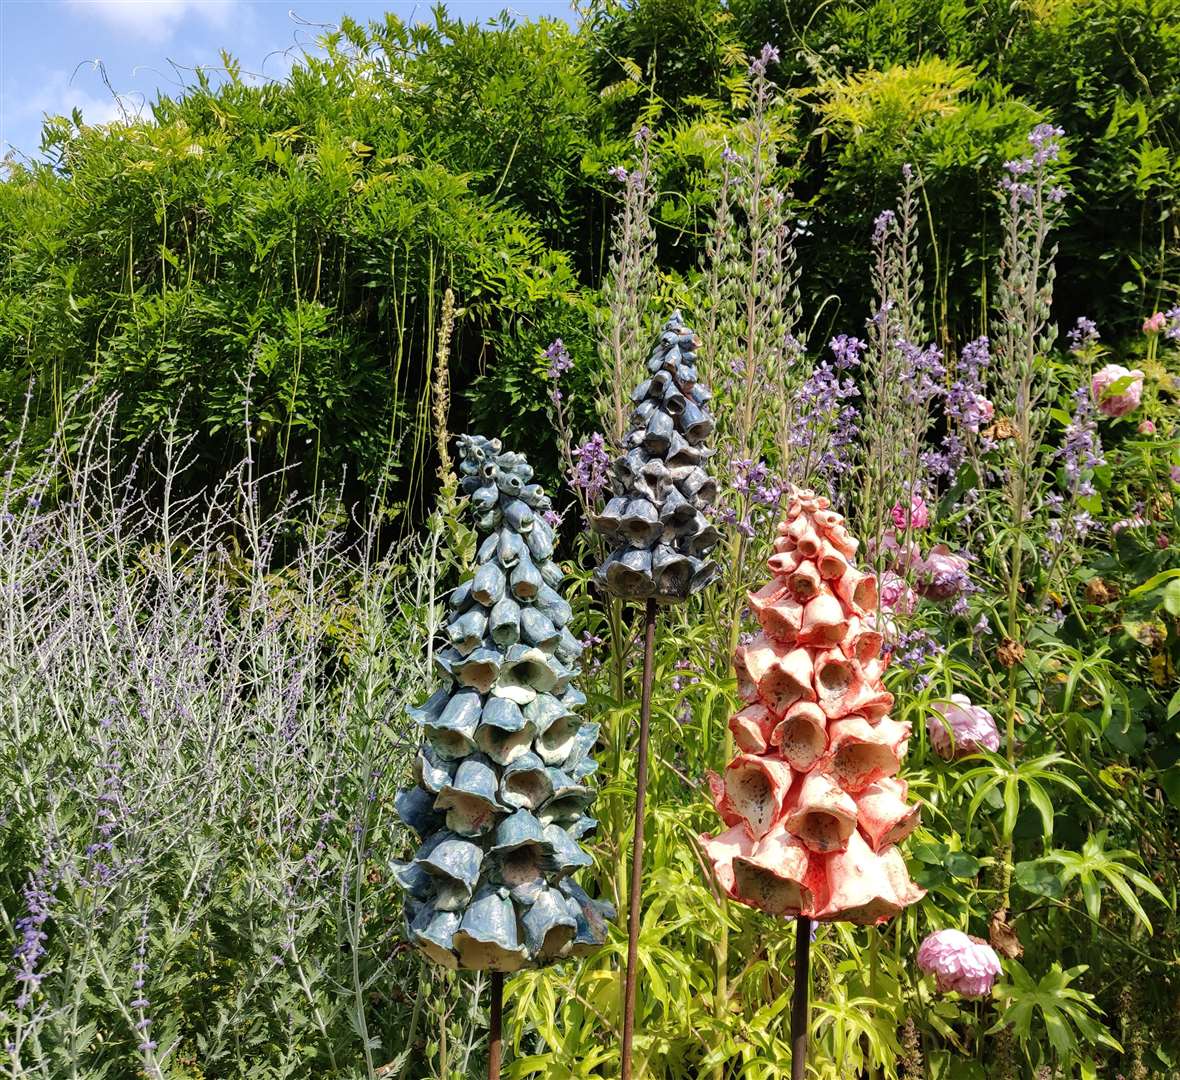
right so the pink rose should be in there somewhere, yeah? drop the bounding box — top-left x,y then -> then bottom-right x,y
890,494 -> 930,530
918,930 -> 1002,997
928,694 -> 1000,758
1091,364 -> 1144,418
1138,419 -> 1156,435
1143,312 -> 1166,334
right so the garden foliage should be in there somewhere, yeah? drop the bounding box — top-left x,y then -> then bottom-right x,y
2,2 -> 1180,1078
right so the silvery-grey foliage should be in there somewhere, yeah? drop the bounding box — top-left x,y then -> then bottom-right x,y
594,312 -> 721,601
394,435 -> 613,971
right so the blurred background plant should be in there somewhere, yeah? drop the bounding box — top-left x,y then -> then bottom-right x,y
2,0 -> 1180,1077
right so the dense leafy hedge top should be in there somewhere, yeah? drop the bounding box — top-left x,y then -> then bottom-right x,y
0,0 -> 1176,509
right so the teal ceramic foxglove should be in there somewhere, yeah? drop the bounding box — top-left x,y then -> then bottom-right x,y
394,435 -> 614,971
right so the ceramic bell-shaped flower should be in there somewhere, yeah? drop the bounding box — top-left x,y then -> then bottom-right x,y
701,489 -> 926,924
394,435 -> 615,969
593,312 -> 720,602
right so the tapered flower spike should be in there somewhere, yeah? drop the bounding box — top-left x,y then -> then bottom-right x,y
701,488 -> 927,924
393,435 -> 614,970
593,312 -> 720,602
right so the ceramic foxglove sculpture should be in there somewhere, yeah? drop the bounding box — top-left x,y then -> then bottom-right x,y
393,435 -> 614,970
701,489 -> 926,923
593,312 -> 720,601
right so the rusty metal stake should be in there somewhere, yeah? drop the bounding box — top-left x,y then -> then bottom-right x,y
489,971 -> 504,1080
791,917 -> 811,1080
621,598 -> 657,1080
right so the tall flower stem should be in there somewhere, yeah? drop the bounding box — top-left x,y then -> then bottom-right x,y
488,972 -> 504,1080
621,599 -> 658,1080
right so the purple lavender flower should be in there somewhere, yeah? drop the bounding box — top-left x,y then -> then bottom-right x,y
608,165 -> 628,183
886,627 -> 945,671
1165,306 -> 1180,342
1067,317 -> 1099,353
13,863 -> 54,1009
749,42 -> 780,74
1058,387 -> 1104,488
571,433 -> 610,502
898,340 -> 946,406
872,210 -> 896,244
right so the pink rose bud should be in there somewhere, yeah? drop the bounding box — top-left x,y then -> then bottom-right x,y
918,929 -> 1002,997
1139,419 -> 1156,435
1143,312 -> 1166,334
890,494 -> 929,530
1091,364 -> 1144,418
927,694 -> 1000,758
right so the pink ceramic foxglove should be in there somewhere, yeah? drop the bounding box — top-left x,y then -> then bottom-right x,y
702,489 -> 926,923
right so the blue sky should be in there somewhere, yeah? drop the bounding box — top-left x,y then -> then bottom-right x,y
1,0 -> 577,161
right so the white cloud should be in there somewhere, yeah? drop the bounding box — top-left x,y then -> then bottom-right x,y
66,0 -> 236,42
1,66 -> 141,156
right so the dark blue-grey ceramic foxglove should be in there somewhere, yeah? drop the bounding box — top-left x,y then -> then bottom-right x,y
594,312 -> 720,602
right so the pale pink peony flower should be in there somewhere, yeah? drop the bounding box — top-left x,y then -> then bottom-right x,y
917,929 -> 1002,997
914,545 -> 970,601
1138,419 -> 1156,435
1091,364 -> 1144,417
1143,312 -> 1166,334
891,494 -> 930,530
928,694 -> 1000,758
878,571 -> 917,616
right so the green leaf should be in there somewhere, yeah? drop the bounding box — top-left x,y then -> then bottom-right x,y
1015,859 -> 1064,899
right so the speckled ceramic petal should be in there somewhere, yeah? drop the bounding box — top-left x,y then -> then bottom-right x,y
488,596 -> 522,647
410,905 -> 461,969
500,751 -> 554,811
522,887 -> 578,959
395,785 -> 444,838
453,892 -> 530,972
418,837 -> 484,911
434,757 -> 502,837
520,607 -> 560,650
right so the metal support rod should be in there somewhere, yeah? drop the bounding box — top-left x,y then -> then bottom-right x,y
489,971 -> 504,1080
791,917 -> 811,1080
620,598 -> 658,1080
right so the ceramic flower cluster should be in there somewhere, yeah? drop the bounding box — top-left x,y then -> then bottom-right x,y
593,312 -> 720,601
702,489 -> 926,923
393,435 -> 613,971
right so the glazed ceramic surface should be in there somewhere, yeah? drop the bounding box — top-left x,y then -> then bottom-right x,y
593,312 -> 720,602
702,490 -> 926,924
393,435 -> 614,970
